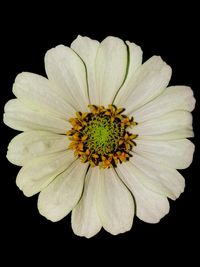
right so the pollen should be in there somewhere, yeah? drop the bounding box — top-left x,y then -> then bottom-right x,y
66,105 -> 138,168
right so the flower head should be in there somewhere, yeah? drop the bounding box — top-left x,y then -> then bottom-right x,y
4,36 -> 195,238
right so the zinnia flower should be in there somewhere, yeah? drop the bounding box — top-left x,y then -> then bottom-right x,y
3,36 -> 195,238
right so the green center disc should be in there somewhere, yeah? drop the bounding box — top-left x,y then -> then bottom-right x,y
82,115 -> 123,155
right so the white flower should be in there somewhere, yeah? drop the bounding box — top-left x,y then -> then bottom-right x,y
4,36 -> 195,238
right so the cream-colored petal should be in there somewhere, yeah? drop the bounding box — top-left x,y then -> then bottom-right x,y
16,150 -> 75,197
38,161 -> 88,222
4,99 -> 70,133
45,45 -> 89,111
132,86 -> 195,122
134,139 -> 195,169
97,168 -> 134,235
71,35 -> 100,105
124,41 -> 143,78
115,56 -> 172,114
7,131 -> 70,166
132,111 -> 193,136
113,40 -> 142,103
136,129 -> 194,141
72,167 -> 102,238
130,153 -> 185,200
13,72 -> 76,120
117,162 -> 170,223
95,36 -> 128,106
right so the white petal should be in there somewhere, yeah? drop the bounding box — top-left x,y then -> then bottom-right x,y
115,56 -> 172,114
4,99 -> 70,134
132,111 -> 193,136
125,41 -> 143,77
38,161 -> 88,222
113,40 -> 142,103
136,129 -> 194,140
134,139 -> 195,169
13,72 -> 76,120
95,36 -> 128,105
16,150 -> 75,197
97,168 -> 134,235
117,162 -> 170,223
7,131 -> 70,166
133,86 -> 195,122
71,35 -> 100,105
130,153 -> 185,200
45,45 -> 89,111
72,167 -> 102,238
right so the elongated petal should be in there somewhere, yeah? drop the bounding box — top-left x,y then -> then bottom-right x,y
71,35 -> 100,105
97,168 -> 134,235
38,161 -> 88,222
4,99 -> 70,133
115,56 -> 172,114
132,111 -> 193,136
72,167 -> 102,238
133,86 -> 195,122
16,150 -> 75,197
45,45 -> 89,111
7,131 -> 70,166
13,72 -> 75,120
130,153 -> 185,200
136,129 -> 194,140
117,162 -> 170,223
95,36 -> 128,105
134,139 -> 195,169
113,40 -> 142,103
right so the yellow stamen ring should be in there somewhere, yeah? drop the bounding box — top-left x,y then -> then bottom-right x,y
67,105 -> 138,168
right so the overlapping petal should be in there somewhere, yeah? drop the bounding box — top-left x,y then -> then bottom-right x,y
134,139 -> 194,169
97,168 -> 135,235
13,72 -> 76,120
4,99 -> 70,133
117,162 -> 170,223
45,45 -> 89,111
38,161 -> 88,222
72,167 -> 102,238
95,36 -> 128,106
132,86 -> 195,122
71,35 -> 100,105
7,131 -> 69,166
16,150 -> 75,197
130,153 -> 185,200
114,56 -> 172,113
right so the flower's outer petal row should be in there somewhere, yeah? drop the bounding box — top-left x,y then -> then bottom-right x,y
7,131 -> 70,166
132,86 -> 195,122
122,41 -> 143,87
45,45 -> 89,111
112,40 -> 142,102
71,35 -> 100,105
97,168 -> 135,235
114,56 -> 172,114
134,139 -> 194,169
117,163 -> 170,223
132,110 -> 193,136
72,167 -> 102,238
136,130 -> 194,140
4,99 -> 70,134
16,150 -> 75,197
13,72 -> 76,120
95,36 -> 128,106
130,153 -> 185,200
38,161 -> 89,222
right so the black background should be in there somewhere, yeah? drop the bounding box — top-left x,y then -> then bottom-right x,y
1,2 -> 199,264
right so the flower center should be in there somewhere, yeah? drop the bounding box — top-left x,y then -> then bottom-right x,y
82,115 -> 122,155
66,105 -> 138,168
